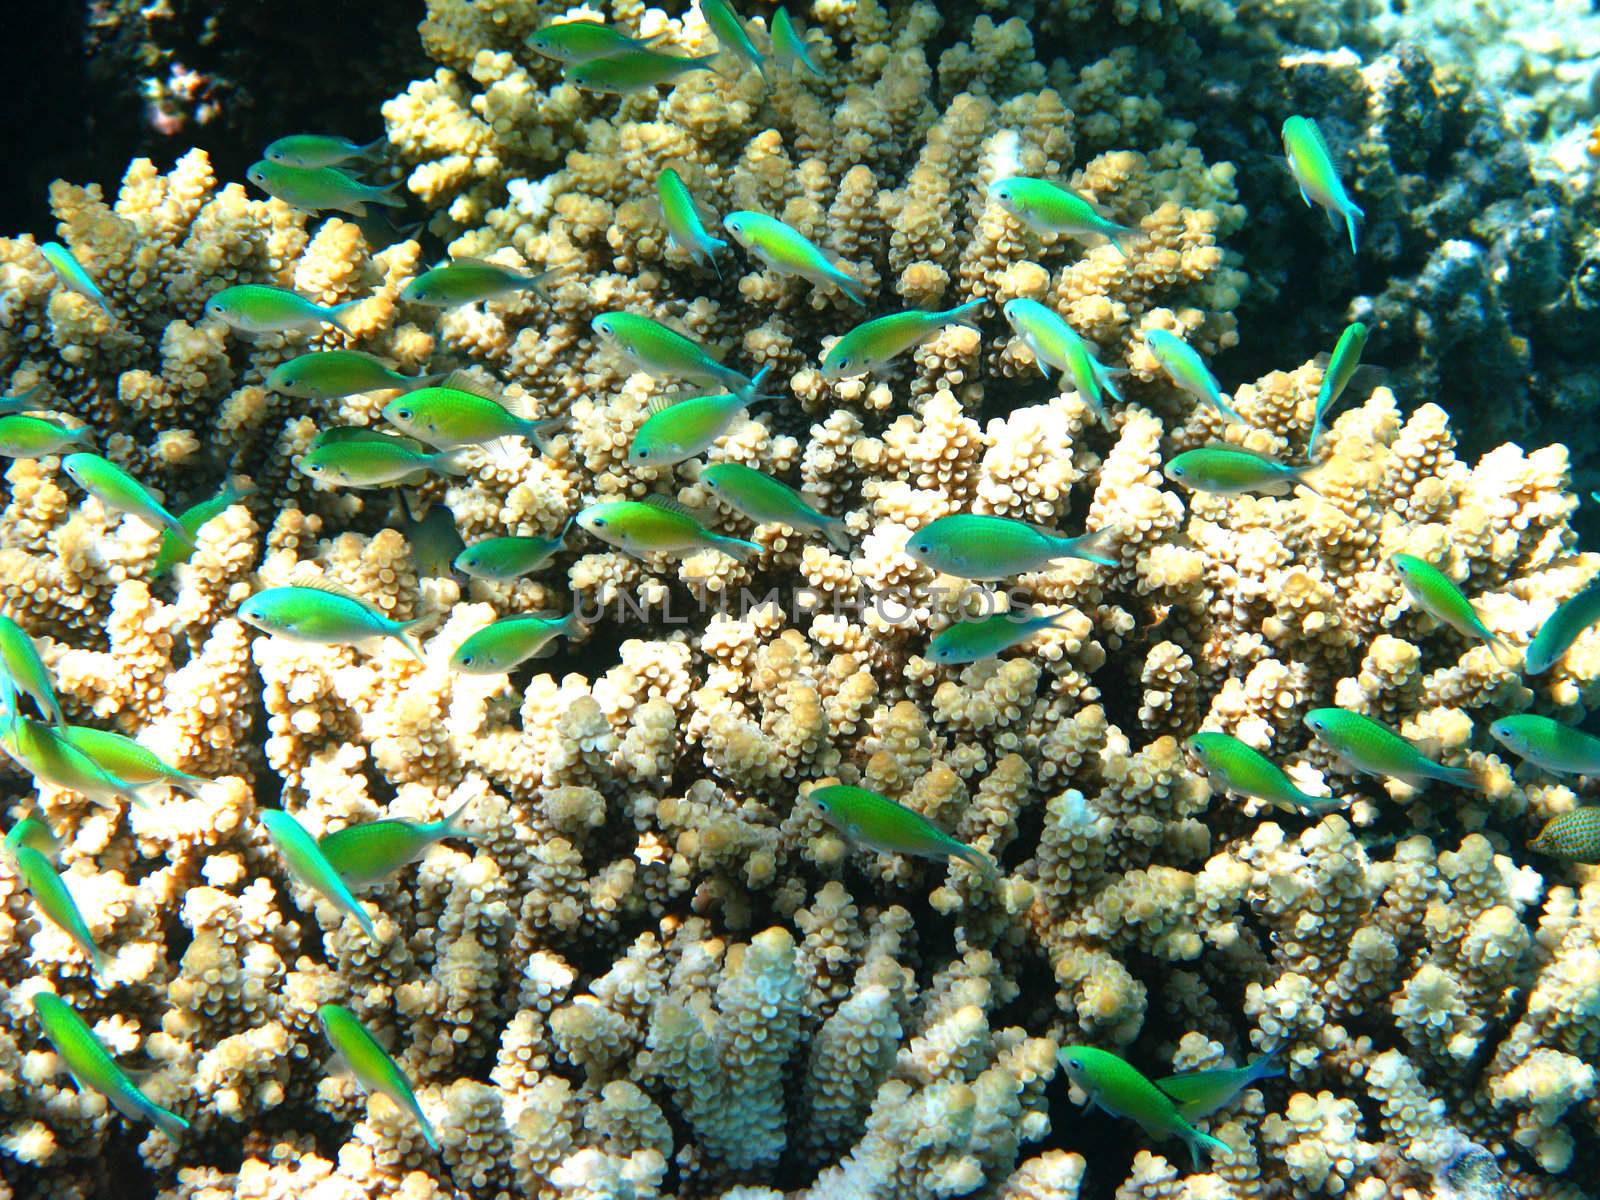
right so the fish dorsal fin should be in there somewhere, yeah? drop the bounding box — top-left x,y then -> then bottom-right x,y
448,256 -> 498,271
1296,116 -> 1340,162
438,370 -> 505,402
642,494 -> 707,523
647,389 -> 702,414
285,566 -> 374,607
313,426 -> 427,454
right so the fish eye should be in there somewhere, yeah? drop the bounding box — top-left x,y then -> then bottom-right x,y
1309,717 -> 1325,731
307,463 -> 323,473
460,655 -> 475,666
592,518 -> 606,527
1170,465 -> 1185,477
1067,1057 -> 1084,1071
636,447 -> 651,458
396,408 -> 412,420
912,541 -> 930,554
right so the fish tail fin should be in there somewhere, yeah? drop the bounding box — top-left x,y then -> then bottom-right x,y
394,621 -> 430,665
1307,416 -> 1327,459
835,273 -> 868,307
736,364 -> 777,408
1486,635 -> 1522,670
1423,761 -> 1478,790
821,516 -> 851,553
353,902 -> 381,945
416,1104 -> 441,1151
325,299 -> 362,337
356,136 -> 388,158
1290,464 -> 1325,497
945,299 -> 986,328
1247,1046 -> 1286,1083
1215,393 -> 1245,424
952,840 -> 1000,880
1295,791 -> 1346,815
1189,1128 -> 1233,1170
373,181 -> 408,210
1106,223 -> 1137,258
523,415 -> 567,454
1097,363 -> 1125,404
1054,525 -> 1119,568
146,1098 -> 191,1145
88,940 -> 109,976
438,798 -> 481,840
431,449 -> 469,478
44,696 -> 67,730
1343,201 -> 1364,255
709,534 -> 763,562
171,772 -> 215,799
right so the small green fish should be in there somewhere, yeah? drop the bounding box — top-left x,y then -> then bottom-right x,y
1282,115 -> 1364,254
39,242 -> 114,318
205,285 -> 361,336
1391,554 -> 1507,655
723,211 -> 866,305
267,350 -> 448,400
260,809 -> 380,945
808,783 -> 997,878
1528,808 -> 1600,863
319,800 -> 478,888
382,383 -> 565,452
151,481 -> 254,578
1490,715 -> 1600,777
264,134 -> 386,169
32,992 -> 189,1143
299,436 -> 464,488
526,20 -> 663,64
1185,732 -> 1341,814
1524,578 -> 1600,675
1144,330 -> 1241,424
0,385 -> 49,416
60,453 -> 190,541
1058,1046 -> 1232,1170
702,0 -> 766,79
658,168 -> 729,277
0,614 -> 66,727
906,514 -> 1116,580
0,415 -> 92,458
11,846 -> 106,973
318,1003 -> 438,1149
1001,299 -> 1122,427
987,178 -> 1136,256
401,259 -> 563,308
927,611 -> 1074,665
591,312 -> 760,396
246,160 -> 405,217
771,7 -> 824,77
1309,323 -> 1368,456
0,715 -> 148,806
454,528 -> 568,582
577,496 -> 761,561
449,613 -> 581,674
3,817 -> 62,860
700,462 -> 848,551
1302,708 -> 1476,790
397,500 -> 465,580
58,726 -> 212,798
568,49 -> 720,94
821,302 -> 985,380
629,380 -> 771,467
1164,447 -> 1319,496
238,584 -> 427,662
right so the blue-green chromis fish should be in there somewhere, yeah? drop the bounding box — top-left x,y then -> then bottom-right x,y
32,992 -> 189,1142
1490,715 -> 1600,777
264,134 -> 386,168
450,613 -> 581,674
1391,554 -> 1508,656
701,0 -> 767,80
1302,708 -> 1477,790
11,846 -> 106,973
1144,330 -> 1241,424
629,378 -> 771,467
268,350 -> 448,400
722,211 -> 866,305
906,514 -> 1116,580
1164,447 -> 1320,497
1309,322 -> 1368,456
927,611 -> 1074,665
0,385 -> 49,415
771,7 -> 824,77
58,726 -> 213,798
401,259 -> 565,308
1001,299 -> 1122,427
591,312 -> 760,396
1058,1046 -> 1231,1171
1185,732 -> 1341,814
382,382 -> 565,451
318,1003 -> 438,1149
4,816 -> 62,860
1528,808 -> 1600,863
0,415 -> 92,458
1524,578 -> 1600,675
1156,1050 -> 1283,1121
319,800 -> 479,889
60,453 -> 191,540
206,285 -> 361,336
0,614 -> 66,727
568,49 -> 720,94
577,496 -> 761,561
454,528 -> 568,582
1282,115 -> 1363,254
700,462 -> 848,551
822,302 -> 985,379
260,809 -> 380,944
151,481 -> 254,578
299,436 -> 464,488
398,501 -> 465,580
658,168 -> 728,276
526,20 -> 663,63
246,160 -> 405,217
809,783 -> 997,878
0,715 -> 149,807
987,178 -> 1136,256
238,584 -> 427,662
39,242 -> 114,318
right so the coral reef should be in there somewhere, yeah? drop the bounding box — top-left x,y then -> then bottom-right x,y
2,2 -> 1600,1200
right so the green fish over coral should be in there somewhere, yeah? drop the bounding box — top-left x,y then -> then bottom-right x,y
33,991 -> 189,1142
808,783 -> 997,878
319,800 -> 479,888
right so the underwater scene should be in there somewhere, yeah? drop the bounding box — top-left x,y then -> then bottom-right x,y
3,0 -> 1600,1197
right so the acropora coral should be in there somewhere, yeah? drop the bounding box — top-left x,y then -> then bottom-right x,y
1,2 -> 1598,1200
